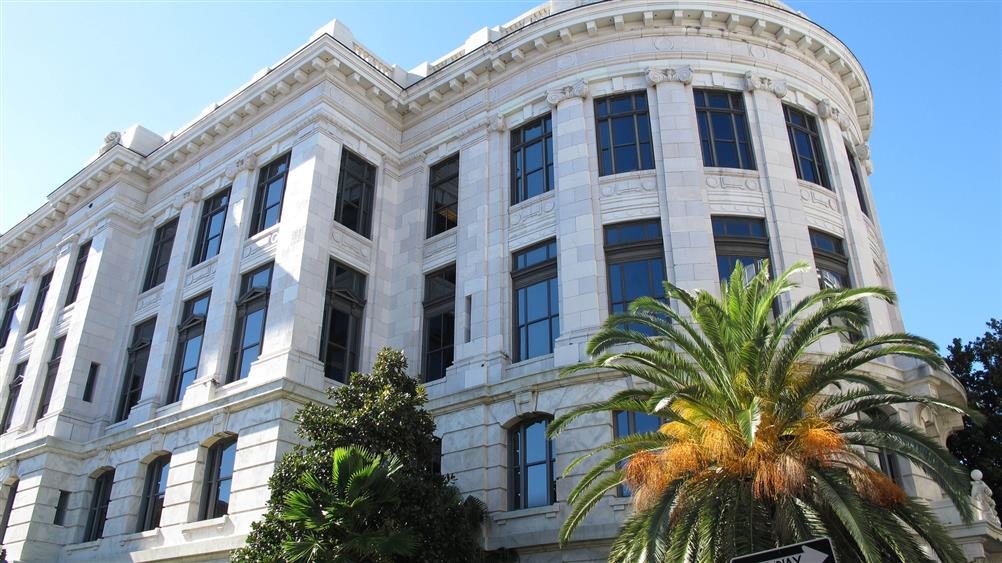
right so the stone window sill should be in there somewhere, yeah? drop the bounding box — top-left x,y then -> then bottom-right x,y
509,189 -> 556,213
598,168 -> 657,184
118,528 -> 161,545
507,353 -> 554,378
704,166 -> 759,178
493,503 -> 560,524
797,179 -> 837,196
65,539 -> 101,553
181,515 -> 229,536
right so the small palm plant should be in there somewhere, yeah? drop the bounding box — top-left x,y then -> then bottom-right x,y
549,261 -> 977,563
279,446 -> 415,562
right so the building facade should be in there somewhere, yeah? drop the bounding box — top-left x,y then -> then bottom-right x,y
1,0 -> 999,561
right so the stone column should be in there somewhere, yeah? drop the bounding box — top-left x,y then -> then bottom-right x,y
130,187 -> 204,421
648,66 -> 718,293
188,152 -> 259,405
743,72 -> 817,305
549,79 -> 604,368
447,123 -> 492,392
252,121 -> 343,390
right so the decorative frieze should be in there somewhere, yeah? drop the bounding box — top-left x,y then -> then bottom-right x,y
705,175 -> 761,191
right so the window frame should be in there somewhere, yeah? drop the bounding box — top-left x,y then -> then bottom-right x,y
168,292 -> 210,403
26,270 -> 53,333
227,264 -> 273,383
711,216 -> 772,283
1,362 -> 26,432
83,470 -> 114,542
0,478 -> 18,544
511,240 -> 560,363
82,362 -> 99,403
249,152 -> 292,236
319,259 -> 367,383
508,415 -> 556,510
693,89 -> 756,170
784,104 -> 832,189
604,220 -> 667,320
334,149 -> 378,238
200,437 -> 237,521
613,411 -> 663,497
422,265 -> 456,383
0,289 -> 23,348
510,114 -> 555,204
142,218 -> 179,292
192,188 -> 231,266
65,240 -> 91,306
53,490 -> 70,526
137,454 -> 171,532
427,153 -> 460,238
115,318 -> 157,422
845,144 -> 870,217
810,229 -> 851,290
36,337 -> 66,421
594,91 -> 655,176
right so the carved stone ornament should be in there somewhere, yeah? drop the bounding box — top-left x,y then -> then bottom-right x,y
744,71 -> 788,98
854,142 -> 871,162
225,151 -> 259,180
546,79 -> 589,106
971,470 -> 1001,525
182,186 -> 204,206
487,113 -> 506,133
102,131 -> 122,152
0,460 -> 17,484
646,65 -> 693,86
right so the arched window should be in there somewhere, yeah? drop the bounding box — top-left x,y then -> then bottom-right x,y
200,436 -> 237,520
137,454 -> 171,532
0,478 -> 19,544
83,469 -> 115,542
508,416 -> 555,510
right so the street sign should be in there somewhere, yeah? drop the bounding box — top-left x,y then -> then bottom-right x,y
730,537 -> 836,563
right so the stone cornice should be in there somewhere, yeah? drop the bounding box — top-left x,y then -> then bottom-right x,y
3,0 -> 874,269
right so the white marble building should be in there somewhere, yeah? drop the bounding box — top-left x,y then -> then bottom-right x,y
1,1 -> 999,561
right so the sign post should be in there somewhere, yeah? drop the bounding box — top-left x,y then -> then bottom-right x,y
730,537 -> 836,563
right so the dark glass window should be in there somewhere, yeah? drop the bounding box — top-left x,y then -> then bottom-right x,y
137,454 -> 170,531
82,362 -> 99,403
811,229 -> 858,342
864,410 -> 904,486
511,114 -> 554,204
1,362 -> 26,432
36,337 -> 66,420
200,437 -> 237,520
694,89 -> 755,170
845,144 -> 870,217
335,149 -> 377,238
604,221 -> 667,333
142,219 -> 178,292
784,105 -> 831,189
192,188 -> 230,265
53,490 -> 70,526
319,260 -> 366,382
509,416 -> 555,510
83,470 -> 114,542
0,479 -> 18,544
65,240 -> 91,306
423,266 -> 455,382
26,271 -> 53,332
712,216 -> 771,283
115,318 -> 157,422
228,264 -> 273,383
512,240 -> 559,362
614,411 -> 662,496
168,293 -> 210,403
0,289 -> 23,348
595,92 -> 655,176
249,153 -> 291,236
427,154 -> 459,237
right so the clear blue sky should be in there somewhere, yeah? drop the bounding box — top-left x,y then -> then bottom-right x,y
1,1 -> 999,351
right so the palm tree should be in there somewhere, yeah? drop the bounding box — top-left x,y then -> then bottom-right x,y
279,446 -> 415,562
549,261 -> 977,563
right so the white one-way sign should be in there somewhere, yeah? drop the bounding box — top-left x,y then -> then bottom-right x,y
730,537 -> 836,563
